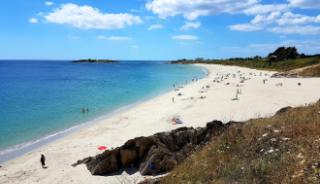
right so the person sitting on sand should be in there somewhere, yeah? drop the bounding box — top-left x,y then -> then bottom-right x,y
172,117 -> 183,124
40,154 -> 47,168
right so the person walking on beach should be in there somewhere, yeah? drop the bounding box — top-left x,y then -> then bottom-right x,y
40,154 -> 46,168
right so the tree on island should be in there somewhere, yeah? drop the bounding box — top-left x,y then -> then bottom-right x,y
72,59 -> 117,63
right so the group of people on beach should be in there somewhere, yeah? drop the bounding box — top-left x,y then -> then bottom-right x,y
81,108 -> 89,114
171,76 -> 201,103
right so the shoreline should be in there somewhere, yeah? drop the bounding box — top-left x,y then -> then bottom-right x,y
0,101 -> 139,164
0,65 -> 208,164
1,64 -> 320,184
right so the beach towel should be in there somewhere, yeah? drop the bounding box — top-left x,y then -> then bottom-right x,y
98,146 -> 107,150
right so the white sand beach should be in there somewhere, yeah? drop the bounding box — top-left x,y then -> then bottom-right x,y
1,64 -> 320,184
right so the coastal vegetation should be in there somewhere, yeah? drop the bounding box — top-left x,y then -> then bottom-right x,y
157,100 -> 320,184
298,64 -> 320,77
72,59 -> 118,63
171,47 -> 320,76
75,99 -> 320,184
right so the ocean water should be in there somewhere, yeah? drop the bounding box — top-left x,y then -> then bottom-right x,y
0,60 -> 205,162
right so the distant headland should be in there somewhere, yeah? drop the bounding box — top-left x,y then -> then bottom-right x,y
72,59 -> 118,63
170,47 -> 320,77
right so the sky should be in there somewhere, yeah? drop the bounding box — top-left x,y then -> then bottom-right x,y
0,0 -> 319,60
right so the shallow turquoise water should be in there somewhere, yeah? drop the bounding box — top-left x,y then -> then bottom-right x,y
0,60 -> 205,154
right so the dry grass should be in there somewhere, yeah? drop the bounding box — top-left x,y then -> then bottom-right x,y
298,64 -> 320,77
214,57 -> 320,72
160,101 -> 320,184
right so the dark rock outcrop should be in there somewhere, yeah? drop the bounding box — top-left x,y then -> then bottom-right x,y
87,148 -> 121,175
271,72 -> 299,78
276,106 -> 292,115
73,121 -> 227,176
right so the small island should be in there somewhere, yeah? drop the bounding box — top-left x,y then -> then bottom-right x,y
72,59 -> 118,63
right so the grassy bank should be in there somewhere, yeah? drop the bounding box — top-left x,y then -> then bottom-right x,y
297,64 -> 320,77
172,56 -> 320,72
160,100 -> 320,184
213,56 -> 320,72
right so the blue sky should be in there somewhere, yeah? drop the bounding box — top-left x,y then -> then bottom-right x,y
0,0 -> 319,60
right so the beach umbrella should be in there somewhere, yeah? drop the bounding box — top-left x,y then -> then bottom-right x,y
98,146 -> 107,150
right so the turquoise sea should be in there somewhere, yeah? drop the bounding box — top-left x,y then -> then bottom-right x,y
0,60 -> 205,162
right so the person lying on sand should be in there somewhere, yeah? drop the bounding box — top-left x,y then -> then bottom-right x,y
172,117 -> 183,125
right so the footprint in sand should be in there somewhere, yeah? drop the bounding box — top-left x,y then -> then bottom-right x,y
6,170 -> 29,179
0,176 -> 9,184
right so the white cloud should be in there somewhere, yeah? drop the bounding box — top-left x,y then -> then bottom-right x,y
244,4 -> 288,15
181,21 -> 201,30
45,3 -> 142,29
29,18 -> 38,24
145,0 -> 320,36
172,34 -> 198,41
249,11 -> 320,26
146,0 -> 258,20
288,0 -> 320,9
97,36 -> 133,41
269,25 -> 320,35
45,2 -> 54,6
276,12 -> 320,25
148,24 -> 164,30
229,24 -> 261,31
231,10 -> 320,35
250,12 -> 281,25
